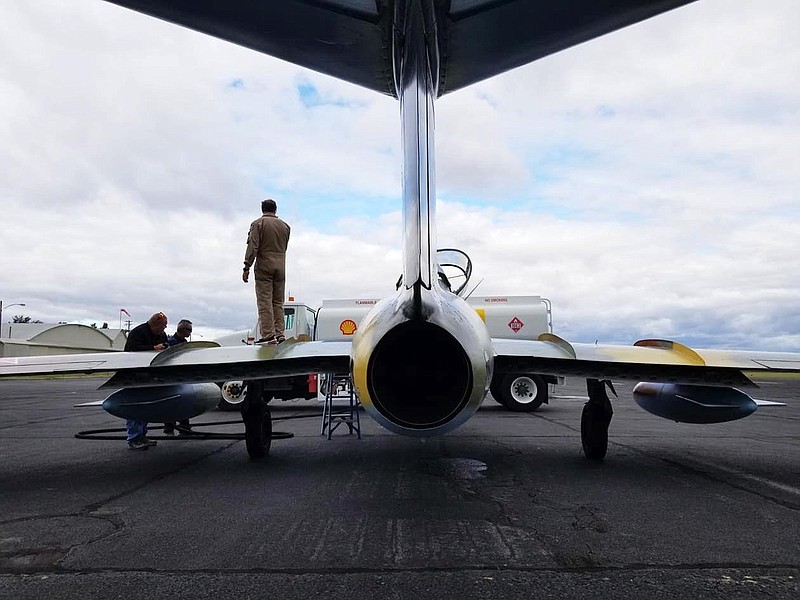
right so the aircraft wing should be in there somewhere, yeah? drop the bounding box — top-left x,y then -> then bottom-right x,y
492,335 -> 800,387
0,340 -> 352,388
4,333 -> 798,392
102,0 -> 698,97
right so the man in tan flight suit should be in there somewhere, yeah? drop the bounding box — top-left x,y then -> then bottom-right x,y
242,198 -> 291,344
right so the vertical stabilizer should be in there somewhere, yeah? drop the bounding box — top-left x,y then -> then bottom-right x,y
396,0 -> 440,315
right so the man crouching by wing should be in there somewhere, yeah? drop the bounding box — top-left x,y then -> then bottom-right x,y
123,312 -> 169,450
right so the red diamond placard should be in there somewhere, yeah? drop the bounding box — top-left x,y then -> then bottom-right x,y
508,317 -> 524,333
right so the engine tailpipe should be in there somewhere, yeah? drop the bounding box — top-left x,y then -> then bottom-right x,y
632,382 -> 757,424
352,286 -> 492,437
102,383 -> 221,422
367,320 -> 473,430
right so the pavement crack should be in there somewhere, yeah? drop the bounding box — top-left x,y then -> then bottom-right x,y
81,441 -> 239,514
0,513 -> 122,573
2,562 -> 798,576
615,442 -> 800,511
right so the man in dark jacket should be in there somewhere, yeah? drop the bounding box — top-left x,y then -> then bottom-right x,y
163,319 -> 193,435
125,312 -> 169,352
242,198 -> 291,344
167,319 -> 192,347
123,312 -> 168,450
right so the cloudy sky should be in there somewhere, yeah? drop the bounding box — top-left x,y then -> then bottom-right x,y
1,0 -> 798,350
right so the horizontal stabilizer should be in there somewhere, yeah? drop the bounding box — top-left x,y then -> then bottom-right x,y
103,0 -> 698,97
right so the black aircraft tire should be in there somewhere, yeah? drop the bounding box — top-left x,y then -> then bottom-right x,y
581,402 -> 608,460
496,374 -> 546,412
244,403 -> 272,459
243,381 -> 272,459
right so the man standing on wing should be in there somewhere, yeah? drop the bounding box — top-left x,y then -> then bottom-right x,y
242,198 -> 291,344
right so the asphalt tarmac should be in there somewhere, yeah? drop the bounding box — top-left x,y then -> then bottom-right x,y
1,376 -> 798,599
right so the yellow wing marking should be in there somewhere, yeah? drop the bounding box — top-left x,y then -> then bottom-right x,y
633,339 -> 706,366
537,333 -> 577,359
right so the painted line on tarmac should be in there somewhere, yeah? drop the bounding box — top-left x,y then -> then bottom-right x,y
703,463 -> 800,498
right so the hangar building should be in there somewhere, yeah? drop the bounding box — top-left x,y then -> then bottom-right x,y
0,323 -> 127,357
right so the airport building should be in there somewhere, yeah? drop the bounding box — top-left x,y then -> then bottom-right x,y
0,323 -> 127,357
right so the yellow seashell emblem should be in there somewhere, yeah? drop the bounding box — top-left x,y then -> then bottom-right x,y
339,319 -> 358,336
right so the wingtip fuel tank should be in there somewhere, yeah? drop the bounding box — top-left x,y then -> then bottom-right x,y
102,383 -> 221,422
632,382 -> 758,424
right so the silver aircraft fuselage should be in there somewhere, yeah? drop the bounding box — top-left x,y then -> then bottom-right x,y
352,1 -> 494,436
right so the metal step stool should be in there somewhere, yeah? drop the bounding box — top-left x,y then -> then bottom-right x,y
320,373 -> 361,439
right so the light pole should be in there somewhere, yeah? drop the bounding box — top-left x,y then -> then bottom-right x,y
0,301 -> 26,338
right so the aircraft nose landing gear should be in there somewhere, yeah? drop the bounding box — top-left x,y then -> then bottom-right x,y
242,380 -> 272,459
581,379 -> 616,460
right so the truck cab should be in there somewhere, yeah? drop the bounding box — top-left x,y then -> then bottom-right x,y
214,300 -> 319,408
214,301 -> 316,347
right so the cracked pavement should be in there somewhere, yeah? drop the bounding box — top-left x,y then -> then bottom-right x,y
1,377 -> 798,598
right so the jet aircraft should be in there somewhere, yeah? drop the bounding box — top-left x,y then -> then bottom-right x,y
2,0 -> 799,461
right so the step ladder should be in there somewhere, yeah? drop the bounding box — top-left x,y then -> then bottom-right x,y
320,373 -> 361,439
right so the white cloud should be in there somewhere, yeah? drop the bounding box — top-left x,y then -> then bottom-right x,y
0,0 -> 798,352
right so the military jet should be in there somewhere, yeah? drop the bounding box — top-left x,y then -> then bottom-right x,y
2,0 -> 799,460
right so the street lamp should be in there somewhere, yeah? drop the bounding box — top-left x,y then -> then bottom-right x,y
0,301 -> 26,338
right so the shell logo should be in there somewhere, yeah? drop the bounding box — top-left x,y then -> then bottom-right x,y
339,319 -> 358,336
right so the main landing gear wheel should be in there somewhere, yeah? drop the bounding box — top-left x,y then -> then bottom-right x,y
581,379 -> 616,461
242,380 -> 272,459
492,374 -> 547,412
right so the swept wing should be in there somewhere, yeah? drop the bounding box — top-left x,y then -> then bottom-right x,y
2,336 -> 798,390
492,336 -> 800,387
0,340 -> 351,387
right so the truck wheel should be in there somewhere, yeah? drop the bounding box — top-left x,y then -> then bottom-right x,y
219,381 -> 274,410
496,374 -> 547,412
218,381 -> 247,411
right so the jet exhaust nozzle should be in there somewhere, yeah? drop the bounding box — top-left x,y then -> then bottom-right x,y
368,320 -> 473,430
102,383 -> 221,422
352,287 -> 492,437
632,382 -> 757,424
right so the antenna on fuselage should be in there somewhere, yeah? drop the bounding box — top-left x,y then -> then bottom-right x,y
463,278 -> 484,300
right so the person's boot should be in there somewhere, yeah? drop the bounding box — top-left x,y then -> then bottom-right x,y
128,437 -> 148,451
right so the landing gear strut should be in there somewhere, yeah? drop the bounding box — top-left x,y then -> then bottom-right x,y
242,380 -> 272,459
581,379 -> 616,460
